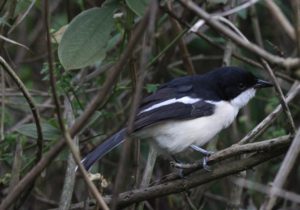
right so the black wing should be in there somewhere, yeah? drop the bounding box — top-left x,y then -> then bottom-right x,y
140,76 -> 194,111
134,100 -> 215,131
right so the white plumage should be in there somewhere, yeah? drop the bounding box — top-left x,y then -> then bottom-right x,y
137,88 -> 256,153
140,96 -> 201,113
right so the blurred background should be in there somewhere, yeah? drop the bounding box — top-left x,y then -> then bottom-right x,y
0,0 -> 299,209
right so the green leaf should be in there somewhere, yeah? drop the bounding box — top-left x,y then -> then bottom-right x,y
145,83 -> 159,93
126,0 -> 149,17
16,123 -> 61,140
58,3 -> 117,70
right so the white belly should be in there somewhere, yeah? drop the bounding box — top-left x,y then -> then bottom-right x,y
136,101 -> 239,153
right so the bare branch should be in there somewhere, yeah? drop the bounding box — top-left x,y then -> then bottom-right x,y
179,0 -> 300,68
44,0 -> 109,209
264,0 -> 295,41
238,83 -> 300,145
0,7 -> 151,210
264,129 -> 300,209
66,137 -> 289,209
0,56 -> 43,162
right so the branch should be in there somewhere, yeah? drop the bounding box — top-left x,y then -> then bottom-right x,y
238,83 -> 300,145
264,0 -> 295,41
161,5 -> 264,69
44,0 -> 108,209
0,56 -> 43,162
111,1 -> 155,209
66,137 -> 290,209
112,145 -> 288,208
265,129 -> 300,209
261,61 -> 296,134
164,135 -> 290,174
248,5 -> 296,134
0,9 -> 151,210
178,0 -> 300,68
167,0 -> 195,75
58,98 -> 78,210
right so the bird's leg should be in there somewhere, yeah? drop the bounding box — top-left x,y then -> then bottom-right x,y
190,144 -> 213,171
190,144 -> 214,156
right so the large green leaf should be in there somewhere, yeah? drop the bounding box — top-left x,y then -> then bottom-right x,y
16,123 -> 61,140
126,0 -> 149,17
58,3 -> 117,70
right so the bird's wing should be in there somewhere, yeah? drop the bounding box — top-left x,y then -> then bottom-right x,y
140,76 -> 194,110
134,100 -> 215,131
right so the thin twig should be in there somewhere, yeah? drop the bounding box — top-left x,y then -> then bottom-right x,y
58,98 -> 78,210
292,0 -> 300,54
0,35 -> 29,50
111,2 -> 157,209
264,128 -> 300,209
217,0 -> 260,17
220,3 -> 244,208
238,83 -> 300,145
234,177 -> 300,205
0,7 -> 151,210
248,6 -> 296,134
161,5 -> 264,69
0,68 -> 4,141
0,56 -> 43,161
167,0 -> 195,75
264,0 -> 295,41
183,192 -> 198,210
44,0 -> 109,209
8,0 -> 37,34
8,140 -> 22,192
264,3 -> 300,209
261,61 -> 296,133
178,0 -> 300,68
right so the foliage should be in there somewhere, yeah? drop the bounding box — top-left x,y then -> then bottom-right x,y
0,0 -> 299,210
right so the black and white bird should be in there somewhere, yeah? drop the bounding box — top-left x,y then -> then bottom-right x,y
81,66 -> 273,170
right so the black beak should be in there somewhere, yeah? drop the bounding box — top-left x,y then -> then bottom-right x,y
254,79 -> 273,89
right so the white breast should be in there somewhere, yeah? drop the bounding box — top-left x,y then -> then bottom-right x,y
136,88 -> 256,154
137,101 -> 239,153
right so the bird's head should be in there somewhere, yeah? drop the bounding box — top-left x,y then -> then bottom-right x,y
211,67 -> 273,109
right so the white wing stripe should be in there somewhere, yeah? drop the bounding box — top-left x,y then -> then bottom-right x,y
140,96 -> 201,113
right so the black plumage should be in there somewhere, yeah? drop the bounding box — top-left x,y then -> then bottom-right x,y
134,101 -> 215,131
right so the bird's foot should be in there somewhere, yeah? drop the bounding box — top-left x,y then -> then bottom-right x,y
170,161 -> 187,178
202,155 -> 212,171
170,161 -> 189,169
190,145 -> 213,171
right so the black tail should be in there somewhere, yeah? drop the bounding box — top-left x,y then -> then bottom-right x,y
81,129 -> 125,170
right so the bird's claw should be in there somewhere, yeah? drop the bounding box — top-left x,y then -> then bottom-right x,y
202,156 -> 212,171
170,161 -> 176,168
170,161 -> 186,178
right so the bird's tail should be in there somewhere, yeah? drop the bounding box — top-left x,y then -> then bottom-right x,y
81,129 -> 125,170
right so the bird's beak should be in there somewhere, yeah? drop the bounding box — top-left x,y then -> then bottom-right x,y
254,79 -> 273,89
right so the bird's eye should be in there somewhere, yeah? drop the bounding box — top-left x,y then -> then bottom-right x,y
239,83 -> 245,89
